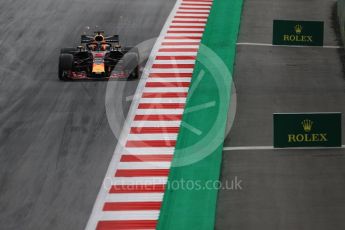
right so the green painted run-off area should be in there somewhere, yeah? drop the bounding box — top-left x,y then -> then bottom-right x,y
157,0 -> 244,229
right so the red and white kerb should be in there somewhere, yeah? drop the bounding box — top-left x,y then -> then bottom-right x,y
86,0 -> 213,229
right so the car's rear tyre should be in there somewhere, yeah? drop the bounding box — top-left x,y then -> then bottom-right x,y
60,48 -> 78,54
130,65 -> 140,80
123,49 -> 139,80
58,54 -> 73,81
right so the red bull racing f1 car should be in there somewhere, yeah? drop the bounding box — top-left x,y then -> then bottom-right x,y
58,31 -> 139,80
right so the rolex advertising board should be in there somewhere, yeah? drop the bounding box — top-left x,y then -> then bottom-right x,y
273,113 -> 342,148
273,20 -> 324,46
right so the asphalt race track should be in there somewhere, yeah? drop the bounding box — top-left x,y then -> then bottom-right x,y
0,0 -> 175,229
217,0 -> 345,229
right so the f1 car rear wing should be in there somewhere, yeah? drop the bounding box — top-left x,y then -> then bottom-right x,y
81,35 -> 119,43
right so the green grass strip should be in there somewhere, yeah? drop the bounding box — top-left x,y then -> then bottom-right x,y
156,0 -> 244,229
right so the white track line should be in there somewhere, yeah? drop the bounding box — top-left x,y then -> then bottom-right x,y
117,162 -> 171,169
127,134 -> 178,141
150,68 -> 194,73
237,42 -> 343,49
135,109 -> 184,115
158,45 -> 200,48
177,10 -> 210,13
180,6 -> 211,9
169,23 -> 206,26
182,1 -> 212,4
167,28 -> 205,31
131,120 -> 182,127
147,78 -> 192,82
178,7 -> 210,10
139,98 -> 187,103
173,18 -> 207,20
165,32 -> 204,36
223,145 -> 345,151
162,38 -> 202,42
152,60 -> 197,64
156,51 -> 198,55
98,211 -> 160,221
106,193 -> 164,202
122,148 -> 175,155
142,87 -> 189,93
175,13 -> 209,17
112,177 -> 168,185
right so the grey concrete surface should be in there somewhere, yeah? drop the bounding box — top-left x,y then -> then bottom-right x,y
0,0 -> 175,229
217,149 -> 345,230
217,0 -> 345,229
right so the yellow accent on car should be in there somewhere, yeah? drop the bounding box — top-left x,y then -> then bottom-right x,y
92,63 -> 105,73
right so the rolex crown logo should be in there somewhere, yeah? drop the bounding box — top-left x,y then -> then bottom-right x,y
301,119 -> 313,132
294,24 -> 303,34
